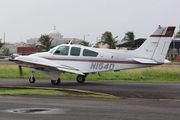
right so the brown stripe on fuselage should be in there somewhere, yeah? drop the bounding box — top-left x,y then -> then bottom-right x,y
44,57 -> 163,65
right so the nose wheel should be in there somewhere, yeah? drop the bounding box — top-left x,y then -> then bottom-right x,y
29,71 -> 36,83
51,78 -> 61,85
29,77 -> 36,83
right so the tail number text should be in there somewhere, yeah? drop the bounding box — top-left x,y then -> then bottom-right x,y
90,63 -> 115,70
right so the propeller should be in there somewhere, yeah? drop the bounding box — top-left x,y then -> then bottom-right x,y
19,65 -> 23,76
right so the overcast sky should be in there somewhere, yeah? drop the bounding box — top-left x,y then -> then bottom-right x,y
0,0 -> 180,44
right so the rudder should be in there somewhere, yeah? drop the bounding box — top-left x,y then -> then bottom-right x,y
151,26 -> 175,62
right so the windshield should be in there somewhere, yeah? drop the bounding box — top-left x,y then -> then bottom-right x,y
48,46 -> 59,53
54,46 -> 69,55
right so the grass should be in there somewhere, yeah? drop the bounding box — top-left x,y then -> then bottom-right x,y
73,94 -> 120,99
0,89 -> 120,99
0,89 -> 68,95
0,63 -> 180,83
87,65 -> 180,83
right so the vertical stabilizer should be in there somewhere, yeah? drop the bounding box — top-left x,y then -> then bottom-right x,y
131,26 -> 175,63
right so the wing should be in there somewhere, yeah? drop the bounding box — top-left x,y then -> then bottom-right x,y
14,56 -> 84,75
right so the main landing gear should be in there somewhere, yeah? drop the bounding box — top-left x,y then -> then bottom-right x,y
76,73 -> 88,83
76,75 -> 85,83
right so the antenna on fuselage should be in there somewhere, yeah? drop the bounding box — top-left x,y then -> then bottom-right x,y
68,38 -> 74,45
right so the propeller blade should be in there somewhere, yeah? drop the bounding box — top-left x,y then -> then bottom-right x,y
19,65 -> 23,76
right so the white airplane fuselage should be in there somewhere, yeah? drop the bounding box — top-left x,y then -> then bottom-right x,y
30,45 -> 155,74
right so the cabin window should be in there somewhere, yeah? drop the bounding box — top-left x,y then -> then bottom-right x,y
54,46 -> 69,55
70,47 -> 81,56
83,49 -> 98,57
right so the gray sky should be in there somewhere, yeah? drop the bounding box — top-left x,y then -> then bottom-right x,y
0,0 -> 180,44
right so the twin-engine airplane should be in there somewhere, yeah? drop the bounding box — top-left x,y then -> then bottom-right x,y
8,26 -> 175,85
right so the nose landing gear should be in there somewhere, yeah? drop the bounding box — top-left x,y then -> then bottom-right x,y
29,71 -> 36,83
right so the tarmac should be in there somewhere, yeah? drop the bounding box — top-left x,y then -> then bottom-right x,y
0,79 -> 180,120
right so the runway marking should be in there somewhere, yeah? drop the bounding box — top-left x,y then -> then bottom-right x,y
0,86 -> 115,97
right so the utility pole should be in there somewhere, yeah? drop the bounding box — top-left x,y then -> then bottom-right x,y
83,34 -> 89,41
4,32 -> 5,48
4,32 -> 5,43
173,35 -> 175,59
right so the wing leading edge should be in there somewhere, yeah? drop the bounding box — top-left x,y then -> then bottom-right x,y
15,56 -> 84,75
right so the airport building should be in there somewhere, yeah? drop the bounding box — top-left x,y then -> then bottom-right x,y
0,26 -> 83,55
27,26 -> 83,46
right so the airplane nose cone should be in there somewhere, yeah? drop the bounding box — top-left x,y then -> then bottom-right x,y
15,56 -> 36,62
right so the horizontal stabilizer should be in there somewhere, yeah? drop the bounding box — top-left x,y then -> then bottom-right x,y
164,59 -> 170,63
132,58 -> 157,64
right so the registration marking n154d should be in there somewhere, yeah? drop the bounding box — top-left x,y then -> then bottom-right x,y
90,62 -> 115,70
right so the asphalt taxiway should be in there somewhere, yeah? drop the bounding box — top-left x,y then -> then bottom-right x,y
0,79 -> 180,120
1,79 -> 180,99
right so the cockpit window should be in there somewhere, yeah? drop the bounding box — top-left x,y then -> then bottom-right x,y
54,46 -> 69,55
70,47 -> 81,56
83,49 -> 98,57
49,46 -> 58,53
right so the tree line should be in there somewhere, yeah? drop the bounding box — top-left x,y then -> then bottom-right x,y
35,31 -> 135,51
1,28 -> 180,56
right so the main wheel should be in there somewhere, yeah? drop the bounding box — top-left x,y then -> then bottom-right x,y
51,78 -> 60,85
76,75 -> 85,83
29,77 -> 35,83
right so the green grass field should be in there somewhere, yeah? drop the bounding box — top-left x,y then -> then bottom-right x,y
0,89 -> 120,99
0,63 -> 180,83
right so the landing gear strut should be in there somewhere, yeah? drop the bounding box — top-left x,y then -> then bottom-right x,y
29,71 -> 36,83
51,78 -> 61,85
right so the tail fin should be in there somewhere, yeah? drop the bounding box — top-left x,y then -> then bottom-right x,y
132,26 -> 175,63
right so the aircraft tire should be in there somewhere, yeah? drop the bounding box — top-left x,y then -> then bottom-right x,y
29,77 -> 36,83
76,75 -> 85,83
51,78 -> 60,85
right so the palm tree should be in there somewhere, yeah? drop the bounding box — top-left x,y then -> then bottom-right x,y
38,35 -> 53,51
98,31 -> 118,49
121,31 -> 135,48
0,38 -> 5,49
2,47 -> 10,56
